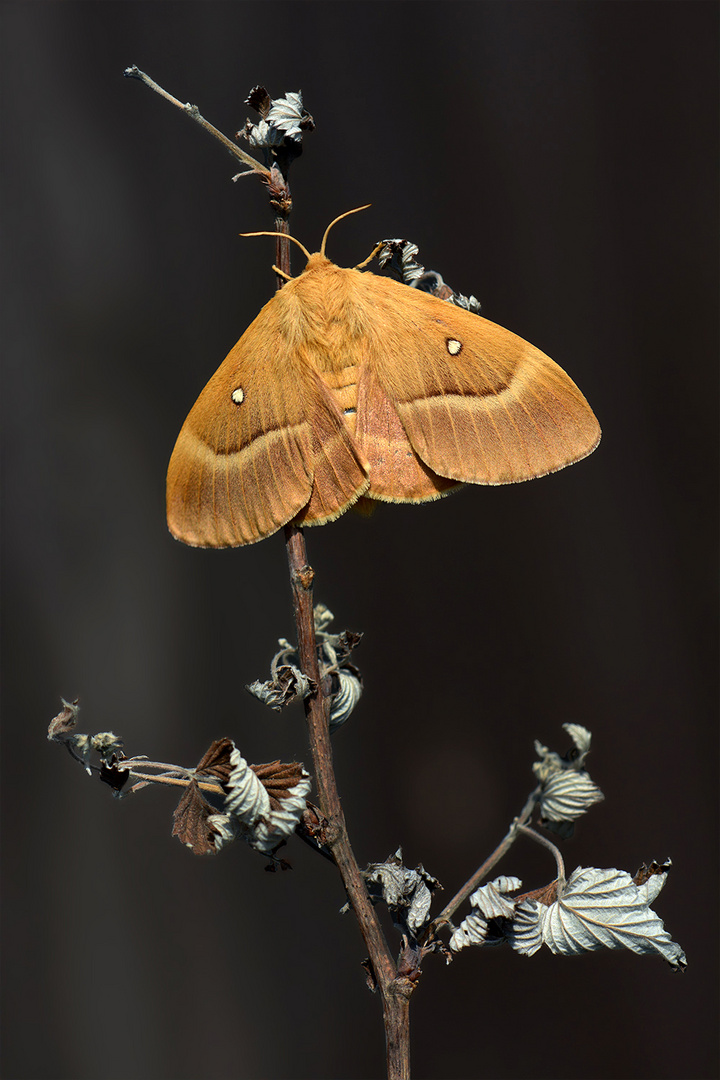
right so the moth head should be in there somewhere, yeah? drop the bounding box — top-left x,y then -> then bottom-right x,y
240,204 -> 377,278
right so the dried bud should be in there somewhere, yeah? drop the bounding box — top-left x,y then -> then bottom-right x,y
47,698 -> 80,742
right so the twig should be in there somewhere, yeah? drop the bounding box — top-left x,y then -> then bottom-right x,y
431,786 -> 542,929
516,823 -> 566,885
123,66 -> 271,178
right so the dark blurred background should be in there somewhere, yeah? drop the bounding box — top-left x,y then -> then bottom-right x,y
2,3 -> 717,1079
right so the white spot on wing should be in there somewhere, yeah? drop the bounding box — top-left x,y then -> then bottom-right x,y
447,338 -> 462,356
231,387 -> 245,405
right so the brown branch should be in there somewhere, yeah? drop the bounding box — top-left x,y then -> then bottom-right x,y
285,526 -> 415,1078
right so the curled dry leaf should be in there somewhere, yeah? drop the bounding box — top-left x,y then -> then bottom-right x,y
449,877 -> 522,953
377,239 -> 481,313
225,748 -> 311,855
361,849 -> 442,935
241,89 -> 314,150
246,665 -> 316,711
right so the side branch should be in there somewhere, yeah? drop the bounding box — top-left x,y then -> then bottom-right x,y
123,66 -> 271,178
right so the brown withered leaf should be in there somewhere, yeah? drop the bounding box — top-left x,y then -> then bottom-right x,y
251,760 -> 307,808
633,860 -> 672,886
172,780 -> 219,856
195,737 -> 235,785
245,85 -> 272,118
336,630 -> 363,657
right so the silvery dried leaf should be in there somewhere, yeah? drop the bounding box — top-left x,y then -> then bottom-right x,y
449,876 -> 522,953
363,849 -> 441,934
266,92 -> 314,140
225,748 -> 311,856
206,813 -> 238,853
225,748 -> 271,828
242,118 -> 286,150
377,239 -> 425,285
533,723 -> 594,783
506,865 -> 686,970
540,771 -> 604,827
448,291 -> 482,315
376,239 -> 481,312
329,668 -> 363,732
532,724 -> 602,829
314,603 -> 335,634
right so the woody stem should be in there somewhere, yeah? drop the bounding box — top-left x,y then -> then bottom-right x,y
273,155 -> 412,1080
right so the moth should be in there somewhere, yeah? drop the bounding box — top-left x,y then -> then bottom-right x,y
167,210 -> 601,547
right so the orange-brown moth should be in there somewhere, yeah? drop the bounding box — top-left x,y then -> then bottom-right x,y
167,210 -> 601,547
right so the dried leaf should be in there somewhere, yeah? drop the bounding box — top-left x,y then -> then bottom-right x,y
329,667 -> 362,732
533,724 -> 603,831
206,813 -> 238,853
99,757 -> 130,796
245,85 -> 272,118
377,239 -> 481,313
533,723 -> 594,783
449,877 -> 522,953
507,865 -> 686,970
540,771 -> 604,829
172,780 -> 220,856
363,849 -> 442,935
194,737 -> 235,784
246,665 -> 315,711
225,749 -> 311,856
266,92 -> 314,139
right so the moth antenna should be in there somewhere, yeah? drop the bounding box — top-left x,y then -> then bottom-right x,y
353,241 -> 385,272
320,204 -> 372,258
240,230 -> 312,262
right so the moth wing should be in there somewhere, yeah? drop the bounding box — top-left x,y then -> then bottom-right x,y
167,298 -> 368,547
355,366 -> 459,502
360,275 -> 601,487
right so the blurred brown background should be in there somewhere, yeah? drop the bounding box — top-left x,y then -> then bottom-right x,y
2,3 -> 717,1079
